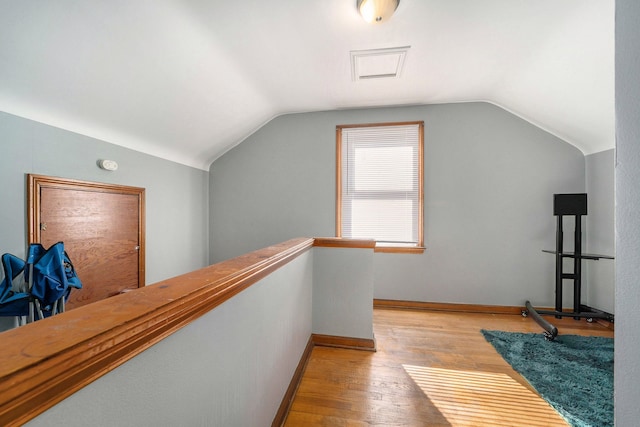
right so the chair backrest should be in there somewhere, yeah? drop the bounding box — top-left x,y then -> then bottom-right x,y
0,253 -> 30,321
0,253 -> 28,304
27,242 -> 83,318
27,243 -> 68,307
30,243 -> 82,299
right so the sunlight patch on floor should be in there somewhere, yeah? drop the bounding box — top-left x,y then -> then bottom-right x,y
403,365 -> 566,427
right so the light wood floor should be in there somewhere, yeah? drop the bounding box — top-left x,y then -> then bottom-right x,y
284,308 -> 614,426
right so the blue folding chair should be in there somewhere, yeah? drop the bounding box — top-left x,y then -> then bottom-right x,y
0,243 -> 82,326
26,242 -> 83,320
0,253 -> 32,327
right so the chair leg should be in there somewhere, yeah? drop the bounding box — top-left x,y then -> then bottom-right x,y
34,300 -> 44,321
27,301 -> 35,323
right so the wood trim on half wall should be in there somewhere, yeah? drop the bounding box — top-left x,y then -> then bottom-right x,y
312,334 -> 376,352
0,238 -> 315,427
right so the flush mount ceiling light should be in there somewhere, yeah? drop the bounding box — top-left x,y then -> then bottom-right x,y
357,0 -> 400,24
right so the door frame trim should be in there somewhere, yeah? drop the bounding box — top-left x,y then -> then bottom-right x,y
27,174 -> 146,287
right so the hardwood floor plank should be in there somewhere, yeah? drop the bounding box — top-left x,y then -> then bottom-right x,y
283,307 -> 613,426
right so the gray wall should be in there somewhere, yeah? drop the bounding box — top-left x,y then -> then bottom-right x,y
313,247 -> 374,340
585,149 -> 615,314
210,102 -> 586,307
0,112 -> 209,328
615,0 -> 640,424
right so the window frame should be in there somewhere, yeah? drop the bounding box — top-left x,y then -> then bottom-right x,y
336,121 -> 425,254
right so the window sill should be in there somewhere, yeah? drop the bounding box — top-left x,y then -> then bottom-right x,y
374,245 -> 426,254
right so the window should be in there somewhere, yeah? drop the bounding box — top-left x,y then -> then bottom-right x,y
336,121 -> 424,253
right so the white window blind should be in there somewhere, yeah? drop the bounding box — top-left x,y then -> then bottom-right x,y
340,123 -> 422,246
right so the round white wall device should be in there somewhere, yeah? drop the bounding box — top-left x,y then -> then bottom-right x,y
98,159 -> 118,171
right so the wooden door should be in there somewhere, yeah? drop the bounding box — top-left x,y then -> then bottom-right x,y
28,175 -> 145,310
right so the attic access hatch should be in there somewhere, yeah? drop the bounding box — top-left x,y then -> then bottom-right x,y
350,46 -> 410,81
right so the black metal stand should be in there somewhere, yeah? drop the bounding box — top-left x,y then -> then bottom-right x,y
524,194 -> 614,340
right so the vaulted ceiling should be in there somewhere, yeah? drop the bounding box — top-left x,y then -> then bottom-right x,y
0,0 -> 614,170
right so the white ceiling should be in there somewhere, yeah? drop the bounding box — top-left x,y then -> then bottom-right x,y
0,0 -> 614,170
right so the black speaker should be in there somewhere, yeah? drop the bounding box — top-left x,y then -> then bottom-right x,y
553,193 -> 587,216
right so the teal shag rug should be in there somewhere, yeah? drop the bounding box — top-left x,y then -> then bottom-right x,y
481,330 -> 613,427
